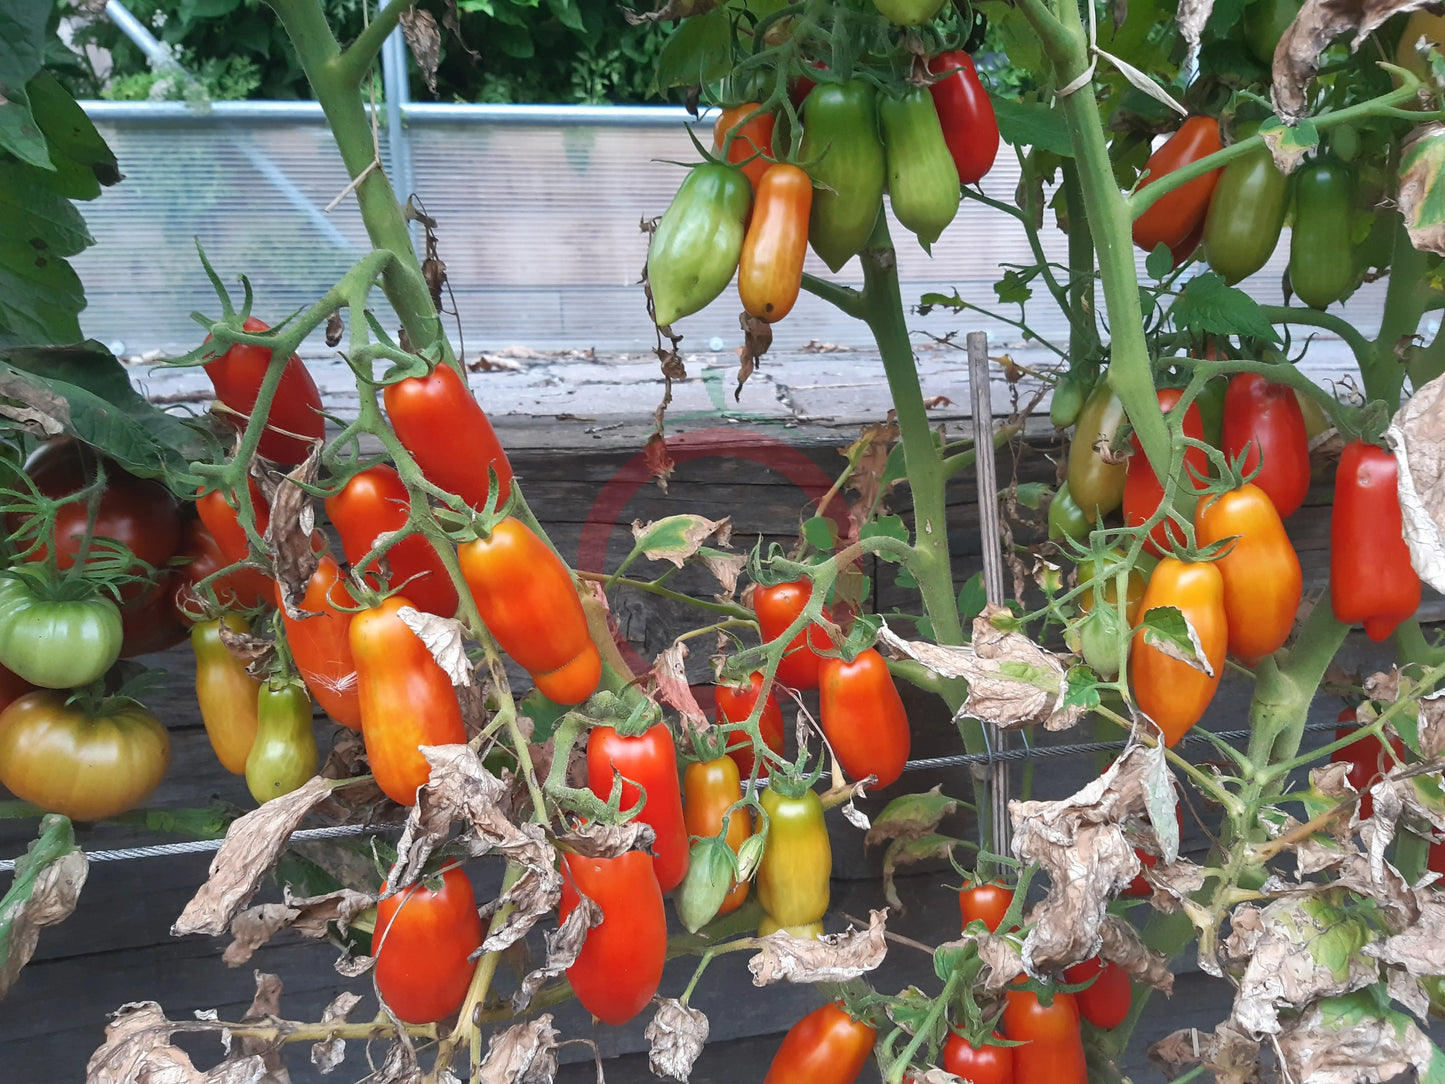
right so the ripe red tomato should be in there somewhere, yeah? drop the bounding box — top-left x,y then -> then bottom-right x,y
457,517 -> 601,706
1132,116 -> 1224,254
1063,957 -> 1131,1029
586,720 -> 690,892
203,316 -> 325,465
382,363 -> 514,511
753,580 -> 833,690
926,51 -> 1000,184
763,1001 -> 877,1084
713,672 -> 786,777
738,164 -> 813,323
374,865 -> 485,1024
941,1031 -> 1014,1084
174,519 -> 274,616
118,577 -> 191,657
559,850 -> 667,1026
1220,373 -> 1311,519
196,478 -> 270,565
1130,558 -> 1227,746
350,595 -> 467,805
959,881 -> 1014,933
1195,483 -> 1302,661
1330,441 -> 1421,642
1122,389 -> 1207,557
713,103 -> 776,192
276,554 -> 360,730
818,648 -> 910,789
1002,987 -> 1087,1084
325,464 -> 458,618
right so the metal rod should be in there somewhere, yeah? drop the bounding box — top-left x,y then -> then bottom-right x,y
78,100 -> 698,127
968,329 -> 1012,863
379,5 -> 416,229
104,0 -> 182,72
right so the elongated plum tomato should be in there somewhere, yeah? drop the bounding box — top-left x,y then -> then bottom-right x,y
1290,155 -> 1357,309
1195,483 -> 1302,660
1221,372 -> 1311,518
245,679 -> 317,804
1203,128 -> 1289,285
374,865 -> 485,1024
683,756 -> 752,913
191,613 -> 261,775
350,595 -> 467,805
174,518 -> 274,616
1130,558 -> 1227,745
1063,957 -> 1131,1029
382,363 -> 514,511
458,517 -> 600,706
752,579 -> 833,690
325,464 -> 458,618
196,478 -> 270,565
1002,987 -> 1087,1084
712,103 -> 776,192
1331,441 -> 1421,641
713,672 -> 786,777
926,51 -> 999,185
0,689 -> 169,821
203,316 -> 324,466
1132,116 -> 1224,255
738,164 -> 813,323
559,850 -> 666,1026
1067,384 -> 1129,520
646,163 -> 752,328
756,784 -> 831,926
1121,389 -> 1207,556
763,1001 -> 877,1084
818,648 -> 910,789
799,81 -> 886,272
275,555 -> 361,730
587,720 -> 690,892
878,87 -> 960,249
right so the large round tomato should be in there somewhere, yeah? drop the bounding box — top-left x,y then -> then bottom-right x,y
374,865 -> 485,1024
559,849 -> 667,1026
0,575 -> 123,689
0,689 -> 169,821
763,1001 -> 877,1084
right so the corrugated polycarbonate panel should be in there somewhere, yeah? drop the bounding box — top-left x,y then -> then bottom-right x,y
72,104 -> 1386,360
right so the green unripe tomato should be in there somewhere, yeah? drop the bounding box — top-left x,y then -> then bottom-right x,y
647,164 -> 752,327
878,88 -> 960,250
0,576 -> 123,689
873,0 -> 946,26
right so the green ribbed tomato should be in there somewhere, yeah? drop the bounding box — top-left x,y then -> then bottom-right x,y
878,88 -> 960,250
0,576 -> 123,690
647,164 -> 752,327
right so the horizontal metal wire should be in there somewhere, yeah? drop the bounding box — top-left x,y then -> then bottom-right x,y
80,100 -> 697,127
0,720 -> 1345,875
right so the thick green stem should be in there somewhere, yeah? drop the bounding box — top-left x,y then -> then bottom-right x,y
266,0 -> 452,363
1366,217 -> 1431,409
1258,305 -> 1373,373
1061,159 -> 1099,364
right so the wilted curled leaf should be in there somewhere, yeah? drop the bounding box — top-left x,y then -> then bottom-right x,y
876,611 -> 1083,731
646,999 -> 709,1082
398,7 -> 440,95
512,897 -> 601,1012
174,776 -> 335,937
910,1072 -> 966,1084
1365,894 -> 1445,979
396,607 -> 473,687
1009,744 -> 1171,974
223,888 -> 375,966
1226,896 -> 1379,1037
1276,995 -> 1435,1082
477,1014 -> 560,1084
310,991 -> 363,1075
652,642 -> 709,736
748,909 -> 888,986
881,835 -> 960,914
1149,1022 -> 1261,1084
85,1001 -> 266,1084
1387,369 -> 1445,593
631,514 -> 732,568
1398,125 -> 1445,257
1272,0 -> 1439,122
1176,0 -> 1214,67
0,816 -> 87,1000
864,786 -> 959,849
554,820 -> 658,859
266,443 -> 322,598
1098,916 -> 1174,993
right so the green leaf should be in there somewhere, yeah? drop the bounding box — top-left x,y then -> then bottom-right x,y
653,9 -> 731,92
1422,1042 -> 1445,1084
1061,665 -> 1101,712
0,0 -> 49,89
860,515 -> 908,545
1170,271 -> 1281,343
802,515 -> 839,551
994,268 -> 1033,305
631,513 -> 726,566
546,0 -> 589,32
1145,242 -> 1174,281
991,95 -> 1074,157
1136,604 -> 1213,675
0,160 -> 93,257
0,341 -> 216,477
957,572 -> 987,625
1015,481 -> 1049,510
519,686 -> 571,742
0,234 -> 85,345
864,785 -> 959,847
1399,124 -> 1445,255
0,814 -> 84,998
0,81 -> 49,171
918,289 -> 965,312
25,71 -> 122,200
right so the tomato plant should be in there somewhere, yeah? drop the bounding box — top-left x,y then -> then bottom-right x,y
763,1001 -> 877,1084
558,850 -> 667,1026
374,865 -> 485,1025
0,689 -> 169,821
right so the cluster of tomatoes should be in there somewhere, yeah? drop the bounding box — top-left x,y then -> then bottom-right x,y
646,51 -> 999,330
1055,365 -> 1422,747
1132,114 -> 1360,308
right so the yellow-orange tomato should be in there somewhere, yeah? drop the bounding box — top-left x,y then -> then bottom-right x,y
738,164 -> 814,323
713,103 -> 776,192
192,614 -> 261,775
1194,484 -> 1302,661
1129,558 -> 1227,746
683,756 -> 752,914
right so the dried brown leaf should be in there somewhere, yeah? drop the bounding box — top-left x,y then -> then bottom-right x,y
735,312 -> 771,399
877,612 -> 1082,732
1098,916 -> 1175,993
310,992 -> 363,1075
748,909 -> 888,986
554,820 -> 657,859
512,897 -> 601,1012
398,8 -> 441,95
631,514 -> 732,568
85,1001 -> 267,1084
174,777 -> 335,937
652,643 -> 709,736
624,0 -> 722,25
0,847 -> 86,999
223,889 -> 375,966
1387,370 -> 1445,593
699,551 -> 746,599
1150,1022 -> 1261,1084
1276,998 -> 1434,1081
396,607 -> 473,687
477,1015 -> 559,1084
1272,0 -> 1438,122
266,447 -> 321,599
1177,0 -> 1214,66
645,999 -> 709,1082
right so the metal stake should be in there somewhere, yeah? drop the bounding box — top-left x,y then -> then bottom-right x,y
967,330 -> 1012,862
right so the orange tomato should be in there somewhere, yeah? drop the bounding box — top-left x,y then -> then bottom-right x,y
1194,483 -> 1302,660
683,756 -> 752,914
1132,116 -> 1224,254
713,103 -> 777,192
1129,558 -> 1227,745
738,164 -> 814,323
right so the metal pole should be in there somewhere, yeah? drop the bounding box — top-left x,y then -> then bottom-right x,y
104,0 -> 183,72
379,9 -> 416,246
968,330 -> 1012,862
